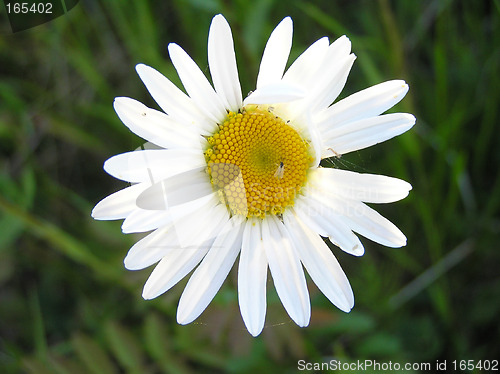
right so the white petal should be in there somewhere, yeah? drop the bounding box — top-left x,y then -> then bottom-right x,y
168,198 -> 230,249
313,168 -> 412,203
308,187 -> 407,248
243,82 -> 306,105
284,37 -> 354,119
256,17 -> 293,89
282,37 -> 330,87
103,149 -> 205,183
316,80 -> 409,132
339,200 -> 408,247
283,211 -> 354,311
288,197 -> 327,236
168,43 -> 227,123
294,196 -> 364,256
135,167 -> 212,211
113,97 -> 199,149
323,113 -> 416,156
92,183 -> 148,220
307,36 -> 352,100
238,217 -> 268,337
208,14 -> 243,112
122,189 -> 223,235
124,223 -> 178,270
135,64 -> 214,134
309,54 -> 356,112
141,243 -> 211,300
326,35 -> 352,59
141,206 -> 231,299
121,208 -> 172,234
261,215 -> 310,327
177,216 -> 245,324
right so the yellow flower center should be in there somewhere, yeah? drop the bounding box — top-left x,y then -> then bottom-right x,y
204,105 -> 313,218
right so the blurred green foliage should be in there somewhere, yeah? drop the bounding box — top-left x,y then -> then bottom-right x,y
1,0 -> 499,373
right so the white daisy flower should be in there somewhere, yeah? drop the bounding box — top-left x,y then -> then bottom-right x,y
92,14 -> 415,337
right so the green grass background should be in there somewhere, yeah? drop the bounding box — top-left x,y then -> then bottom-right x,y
1,0 -> 499,372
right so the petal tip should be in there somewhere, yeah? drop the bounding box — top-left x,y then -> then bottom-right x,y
167,43 -> 180,55
334,35 -> 352,49
245,322 -> 264,337
135,63 -> 146,72
340,297 -> 355,312
123,255 -> 138,271
121,222 -> 134,234
176,310 -> 194,325
90,206 -> 99,219
90,204 -> 112,221
212,13 -> 226,22
390,234 -> 408,248
112,97 -> 124,111
296,319 -> 310,328
135,63 -> 156,80
113,96 -> 127,105
142,288 -> 154,300
352,244 -> 365,257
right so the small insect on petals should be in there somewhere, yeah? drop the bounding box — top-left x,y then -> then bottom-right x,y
274,161 -> 285,179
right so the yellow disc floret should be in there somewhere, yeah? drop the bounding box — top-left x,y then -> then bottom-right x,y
204,105 -> 313,218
